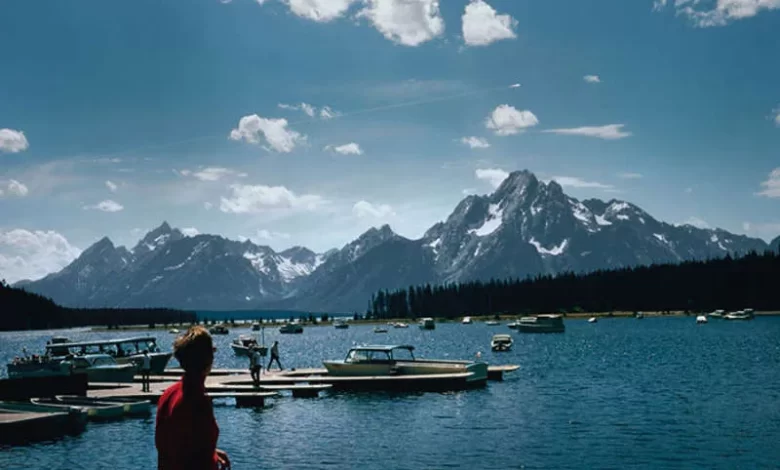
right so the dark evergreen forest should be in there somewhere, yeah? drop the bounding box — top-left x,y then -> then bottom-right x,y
366,250 -> 780,319
0,281 -> 194,331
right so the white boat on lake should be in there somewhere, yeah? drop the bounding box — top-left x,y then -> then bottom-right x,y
462,316 -> 473,324
708,309 -> 725,318
45,336 -> 172,374
7,353 -> 136,382
485,320 -> 500,326
491,334 -> 513,352
517,315 -> 565,333
418,318 -> 435,330
279,323 -> 304,334
724,310 -> 754,321
322,345 -> 488,384
230,335 -> 265,357
334,320 -> 350,329
588,317 -> 598,323
393,322 -> 409,328
696,315 -> 708,324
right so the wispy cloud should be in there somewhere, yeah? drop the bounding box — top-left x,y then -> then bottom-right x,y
462,0 -> 517,47
83,199 -> 124,212
551,176 -> 613,190
459,136 -> 490,149
105,180 -> 118,193
324,143 -> 363,155
0,179 -> 29,197
583,75 -> 601,84
278,102 -> 340,120
542,124 -> 631,140
219,184 -> 327,214
352,200 -> 395,219
618,172 -> 643,179
682,216 -> 710,229
653,0 -> 780,27
757,168 -> 780,198
191,167 -> 248,182
181,227 -> 200,237
475,168 -> 509,188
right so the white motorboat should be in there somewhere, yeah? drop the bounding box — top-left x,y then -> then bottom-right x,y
635,312 -> 645,319
168,328 -> 180,334
485,320 -> 500,326
462,316 -> 473,324
517,315 -> 565,333
696,315 -> 708,324
230,335 -> 265,357
724,310 -> 754,321
507,320 -> 521,330
418,318 -> 435,330
60,395 -> 152,416
393,322 -> 409,328
708,309 -> 725,318
45,336 -> 172,374
334,320 -> 349,329
588,317 -> 598,323
251,322 -> 261,331
209,325 -> 229,335
373,327 -> 388,333
31,396 -> 126,421
322,345 -> 488,384
279,323 -> 304,334
7,353 -> 136,382
491,334 -> 513,352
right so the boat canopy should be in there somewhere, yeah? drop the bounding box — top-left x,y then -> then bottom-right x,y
45,336 -> 159,350
492,334 -> 512,341
350,344 -> 415,352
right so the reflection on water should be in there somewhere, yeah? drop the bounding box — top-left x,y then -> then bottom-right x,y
2,317 -> 780,469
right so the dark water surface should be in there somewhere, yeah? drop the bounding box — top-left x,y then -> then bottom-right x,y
2,317 -> 780,469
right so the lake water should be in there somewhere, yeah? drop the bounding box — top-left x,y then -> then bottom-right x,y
2,316 -> 780,469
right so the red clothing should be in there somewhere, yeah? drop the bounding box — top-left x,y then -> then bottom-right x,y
155,376 -> 220,470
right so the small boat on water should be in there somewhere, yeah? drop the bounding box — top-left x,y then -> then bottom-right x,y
696,315 -> 708,324
635,312 -> 645,319
45,336 -> 172,374
209,325 -> 230,335
7,353 -> 136,382
230,335 -> 266,357
588,317 -> 598,323
517,315 -> 565,333
31,396 -> 126,421
418,318 -> 435,330
279,323 -> 304,334
251,322 -> 261,331
334,320 -> 350,329
462,316 -> 473,324
322,345 -> 488,384
507,320 -> 520,330
708,309 -> 725,318
724,310 -> 754,321
393,322 -> 409,328
491,334 -> 513,352
168,328 -> 180,334
373,327 -> 388,333
0,402 -> 88,444
61,396 -> 152,416
485,320 -> 500,326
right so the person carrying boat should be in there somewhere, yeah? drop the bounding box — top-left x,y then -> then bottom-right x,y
156,326 -> 230,470
141,350 -> 152,392
250,346 -> 262,385
267,340 -> 283,371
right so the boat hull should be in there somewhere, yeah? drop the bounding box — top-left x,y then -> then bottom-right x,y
323,360 -> 488,384
517,324 -> 565,333
117,352 -> 172,375
32,397 -> 126,421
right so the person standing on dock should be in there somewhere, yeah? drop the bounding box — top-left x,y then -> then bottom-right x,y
250,346 -> 262,385
267,340 -> 283,371
156,326 -> 231,470
141,350 -> 152,392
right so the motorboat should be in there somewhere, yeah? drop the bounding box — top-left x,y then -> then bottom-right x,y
418,318 -> 435,330
7,353 -> 136,382
491,334 -> 513,352
168,328 -> 180,334
507,320 -> 520,329
279,323 -> 304,334
517,315 -> 565,333
45,336 -> 172,374
724,310 -> 754,321
393,322 -> 409,328
209,325 -> 229,335
462,316 -> 473,324
485,320 -> 500,326
60,395 -> 152,416
322,345 -> 488,384
696,315 -> 708,324
31,396 -> 126,421
251,322 -> 261,331
635,312 -> 645,319
588,317 -> 598,323
708,309 -> 725,318
230,335 -> 266,357
334,320 -> 350,329
0,402 -> 88,444
373,327 -> 388,333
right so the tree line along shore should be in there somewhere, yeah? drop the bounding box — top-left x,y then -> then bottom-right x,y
2,250 -> 779,332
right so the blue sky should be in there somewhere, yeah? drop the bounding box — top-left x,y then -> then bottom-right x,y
1,0 -> 779,283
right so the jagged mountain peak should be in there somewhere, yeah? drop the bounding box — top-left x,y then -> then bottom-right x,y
133,221 -> 184,256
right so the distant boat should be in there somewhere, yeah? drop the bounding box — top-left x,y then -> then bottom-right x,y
334,320 -> 349,329
461,316 -> 473,324
588,317 -> 598,323
279,323 -> 304,334
491,334 -> 513,352
230,335 -> 263,357
373,327 -> 389,333
209,325 -> 229,335
251,322 -> 261,331
507,320 -> 521,330
168,328 -> 179,334
517,315 -> 565,334
696,315 -> 708,324
635,312 -> 644,319
393,322 -> 409,329
708,309 -> 725,318
485,320 -> 500,326
418,318 -> 435,330
724,310 -> 753,321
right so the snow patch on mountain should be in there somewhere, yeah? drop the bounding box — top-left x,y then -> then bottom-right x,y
244,251 -> 270,274
469,204 -> 503,236
595,215 -> 612,226
530,238 -> 569,256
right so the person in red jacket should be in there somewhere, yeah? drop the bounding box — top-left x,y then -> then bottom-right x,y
156,326 -> 230,470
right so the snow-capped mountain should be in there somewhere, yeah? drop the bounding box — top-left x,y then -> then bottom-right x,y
19,171 -> 774,312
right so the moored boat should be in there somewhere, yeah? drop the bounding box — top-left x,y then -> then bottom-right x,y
485,320 -> 500,326
334,320 -> 349,329
373,327 -> 388,333
8,353 -> 136,382
517,315 -> 565,333
507,320 -> 520,329
462,316 -> 472,324
251,322 -> 261,331
60,395 -> 152,416
588,317 -> 598,323
708,309 -> 725,318
31,396 -> 126,421
491,334 -> 513,352
393,322 -> 409,328
696,315 -> 708,324
724,310 -> 753,321
45,336 -> 172,374
230,335 -> 265,357
279,323 -> 304,334
418,318 -> 435,330
322,345 -> 488,385
209,325 -> 230,335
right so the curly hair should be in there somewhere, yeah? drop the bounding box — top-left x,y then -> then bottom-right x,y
173,326 -> 213,375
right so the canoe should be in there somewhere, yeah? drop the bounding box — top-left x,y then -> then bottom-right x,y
58,395 -> 151,416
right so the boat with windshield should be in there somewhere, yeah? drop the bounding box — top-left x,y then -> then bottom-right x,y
45,336 -> 172,374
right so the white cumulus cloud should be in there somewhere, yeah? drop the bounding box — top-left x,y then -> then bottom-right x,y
551,176 -> 613,190
0,229 -> 81,284
542,124 -> 631,140
583,75 -> 601,83
286,0 -> 358,22
0,129 -> 29,153
220,184 -> 326,214
229,114 -> 306,153
105,180 -> 118,193
181,227 -> 200,237
83,200 -> 124,212
757,167 -> 780,198
475,168 -> 509,189
654,0 -> 780,27
485,105 -> 539,136
255,229 -> 291,241
462,0 -> 517,47
352,200 -> 395,219
460,136 -> 490,149
357,0 -> 445,47
325,142 -> 363,155
192,167 -> 248,181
